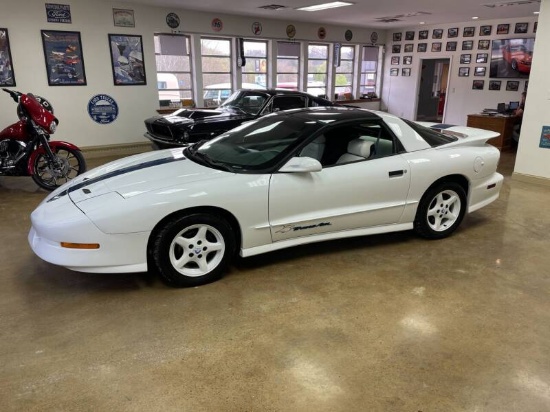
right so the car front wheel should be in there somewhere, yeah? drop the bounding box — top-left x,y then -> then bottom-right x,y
152,213 -> 235,287
414,182 -> 467,239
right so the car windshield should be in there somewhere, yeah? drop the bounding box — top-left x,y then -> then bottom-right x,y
185,114 -> 321,172
219,90 -> 270,115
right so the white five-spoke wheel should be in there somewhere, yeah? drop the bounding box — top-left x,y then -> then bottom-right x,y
414,182 -> 467,239
152,213 -> 235,287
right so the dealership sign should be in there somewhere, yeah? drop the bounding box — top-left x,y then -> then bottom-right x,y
45,3 -> 72,24
88,94 -> 119,125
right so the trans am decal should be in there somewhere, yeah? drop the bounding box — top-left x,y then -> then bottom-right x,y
276,222 -> 332,234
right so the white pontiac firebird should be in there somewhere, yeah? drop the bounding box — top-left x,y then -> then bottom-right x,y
29,107 -> 503,287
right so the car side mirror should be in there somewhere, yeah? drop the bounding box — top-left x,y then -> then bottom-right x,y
279,157 -> 322,173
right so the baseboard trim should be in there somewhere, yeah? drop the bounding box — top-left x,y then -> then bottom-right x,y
512,172 -> 550,187
81,142 -> 152,159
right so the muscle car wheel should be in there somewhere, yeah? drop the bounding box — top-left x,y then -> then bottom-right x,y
414,182 -> 466,240
152,214 -> 235,287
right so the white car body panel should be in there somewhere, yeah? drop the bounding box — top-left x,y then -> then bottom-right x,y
29,109 -> 504,274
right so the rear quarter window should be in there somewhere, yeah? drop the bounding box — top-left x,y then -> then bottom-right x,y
403,120 -> 458,147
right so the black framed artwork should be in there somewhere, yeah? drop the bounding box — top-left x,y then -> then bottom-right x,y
432,42 -> 442,52
480,25 -> 492,36
390,68 -> 398,76
460,54 -> 472,64
108,34 -> 146,85
515,22 -> 528,34
476,53 -> 488,63
463,27 -> 475,37
489,80 -> 501,90
419,30 -> 428,40
534,22 -> 538,33
506,80 -> 519,91
392,44 -> 401,53
478,40 -> 490,50
497,24 -> 510,35
446,41 -> 457,52
462,40 -> 474,51
405,31 -> 415,41
448,27 -> 459,38
404,44 -> 414,53
417,43 -> 427,53
472,80 -> 485,90
0,28 -> 16,87
402,68 -> 411,77
393,32 -> 402,41
391,56 -> 400,65
432,29 -> 443,39
474,66 -> 486,77
403,56 -> 412,65
458,67 -> 470,77
41,30 -> 87,86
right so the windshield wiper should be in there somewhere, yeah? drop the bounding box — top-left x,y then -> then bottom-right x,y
191,151 -> 236,172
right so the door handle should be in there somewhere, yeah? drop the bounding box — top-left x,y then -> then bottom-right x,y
388,170 -> 405,177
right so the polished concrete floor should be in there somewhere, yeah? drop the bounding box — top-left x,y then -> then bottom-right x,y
1,152 -> 549,411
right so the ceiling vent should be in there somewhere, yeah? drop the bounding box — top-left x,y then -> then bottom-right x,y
374,11 -> 431,22
376,18 -> 401,23
483,0 -> 540,7
258,4 -> 287,10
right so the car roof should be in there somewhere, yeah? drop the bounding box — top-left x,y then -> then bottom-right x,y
270,106 -> 382,122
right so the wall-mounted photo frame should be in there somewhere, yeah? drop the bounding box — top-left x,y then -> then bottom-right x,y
0,28 -> 16,87
524,80 -> 529,92
489,80 -> 501,90
446,41 -> 457,52
497,24 -> 510,35
404,44 -> 414,53
462,40 -> 474,51
113,8 -> 135,28
402,68 -> 411,77
448,27 -> 459,38
463,27 -> 475,37
515,22 -> 528,34
405,31 -> 415,41
419,30 -> 428,40
391,56 -> 400,65
476,53 -> 488,63
480,25 -> 492,36
108,34 -> 146,85
392,32 -> 402,42
417,43 -> 427,53
472,80 -> 485,90
41,30 -> 86,86
432,29 -> 443,39
534,22 -> 538,33
390,68 -> 398,76
458,67 -> 470,77
478,40 -> 490,50
403,56 -> 412,65
474,66 -> 486,76
506,80 -> 520,91
432,42 -> 442,52
392,44 -> 401,53
460,54 -> 472,64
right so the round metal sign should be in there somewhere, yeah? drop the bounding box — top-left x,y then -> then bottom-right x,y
212,18 -> 223,32
345,29 -> 353,41
318,27 -> 326,40
88,94 -> 119,125
286,24 -> 296,39
370,32 -> 379,44
252,22 -> 262,35
166,13 -> 180,29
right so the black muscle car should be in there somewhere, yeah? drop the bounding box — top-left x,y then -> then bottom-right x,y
144,89 -> 335,149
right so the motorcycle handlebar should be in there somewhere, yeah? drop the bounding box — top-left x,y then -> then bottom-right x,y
2,88 -> 21,103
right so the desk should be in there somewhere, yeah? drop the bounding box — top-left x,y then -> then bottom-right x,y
466,114 -> 518,150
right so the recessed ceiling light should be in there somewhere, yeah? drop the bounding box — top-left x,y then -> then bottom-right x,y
534,11 -> 540,14
420,21 -> 425,24
296,1 -> 354,12
472,16 -> 479,19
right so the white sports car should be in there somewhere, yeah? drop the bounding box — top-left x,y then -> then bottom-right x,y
29,107 -> 503,287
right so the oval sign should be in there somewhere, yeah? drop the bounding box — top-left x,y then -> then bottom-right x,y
88,94 -> 119,125
370,32 -> 379,44
166,12 -> 180,29
286,24 -> 296,39
318,27 -> 327,40
252,22 -> 262,35
345,29 -> 353,41
212,18 -> 223,32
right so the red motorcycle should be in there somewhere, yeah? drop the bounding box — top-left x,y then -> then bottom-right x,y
0,88 -> 86,190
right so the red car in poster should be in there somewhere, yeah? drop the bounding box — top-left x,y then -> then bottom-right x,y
502,43 -> 532,74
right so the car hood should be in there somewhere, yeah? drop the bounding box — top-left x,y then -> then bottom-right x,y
48,149 -> 231,204
148,108 -> 249,127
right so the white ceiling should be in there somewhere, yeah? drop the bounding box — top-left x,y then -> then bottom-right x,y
119,0 -> 541,28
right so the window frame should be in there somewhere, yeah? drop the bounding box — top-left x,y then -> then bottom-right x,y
154,34 -> 193,105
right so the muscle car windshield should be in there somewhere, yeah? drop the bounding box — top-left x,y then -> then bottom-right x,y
219,90 -> 271,115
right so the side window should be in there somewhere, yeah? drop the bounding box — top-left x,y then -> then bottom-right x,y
356,123 -> 398,158
272,96 -> 307,112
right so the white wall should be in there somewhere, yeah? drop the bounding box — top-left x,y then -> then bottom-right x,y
382,16 -> 538,125
0,0 -> 384,149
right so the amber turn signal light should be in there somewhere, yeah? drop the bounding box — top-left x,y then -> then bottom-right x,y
60,242 -> 100,249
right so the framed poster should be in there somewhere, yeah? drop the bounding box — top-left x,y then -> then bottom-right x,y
419,30 -> 428,40
480,25 -> 492,36
476,53 -> 488,63
402,68 -> 411,76
506,80 -> 519,91
391,56 -> 400,65
432,29 -> 443,39
390,68 -> 398,76
458,67 -> 470,77
478,40 -> 490,50
431,42 -> 442,52
472,80 -> 484,90
113,8 -> 135,28
462,40 -> 474,51
405,31 -> 415,41
392,32 -> 402,41
448,27 -> 459,38
417,43 -> 427,53
515,22 -> 528,34
404,44 -> 414,53
392,44 -> 401,53
460,54 -> 472,64
403,56 -> 412,65
446,41 -> 457,52
108,34 -> 146,85
489,80 -> 501,90
497,24 -> 510,35
474,66 -> 486,77
463,27 -> 475,37
0,28 -> 16,87
41,30 -> 86,86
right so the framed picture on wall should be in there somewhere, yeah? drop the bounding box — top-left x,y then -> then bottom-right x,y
392,44 -> 401,53
431,42 -> 442,52
480,25 -> 492,36
0,28 -> 16,87
462,40 -> 474,51
417,43 -> 427,52
432,29 -> 443,39
472,80 -> 485,90
515,22 -> 528,34
402,68 -> 411,76
41,30 -> 87,86
391,56 -> 400,65
460,54 -> 471,64
419,30 -> 428,40
403,56 -> 412,65
476,53 -> 488,63
113,8 -> 135,28
489,80 -> 502,90
446,41 -> 457,52
506,80 -> 520,91
463,27 -> 475,37
404,44 -> 414,53
393,32 -> 402,41
448,27 -> 459,38
534,22 -> 538,33
524,80 -> 529,92
497,24 -> 510,35
108,34 -> 146,85
405,31 -> 415,40
458,67 -> 470,77
478,40 -> 490,50
474,66 -> 486,76
390,68 -> 398,76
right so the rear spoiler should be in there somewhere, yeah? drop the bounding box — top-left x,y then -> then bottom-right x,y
416,121 -> 500,147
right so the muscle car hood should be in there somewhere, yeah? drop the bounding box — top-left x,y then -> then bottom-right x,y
149,108 -> 248,127
43,149 -> 231,204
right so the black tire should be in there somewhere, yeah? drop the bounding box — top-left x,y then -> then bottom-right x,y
32,147 -> 87,191
414,181 -> 467,240
151,213 -> 235,287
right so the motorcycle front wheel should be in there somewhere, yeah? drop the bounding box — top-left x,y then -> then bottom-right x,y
32,147 -> 87,191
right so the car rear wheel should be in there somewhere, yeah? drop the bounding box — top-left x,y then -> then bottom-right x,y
152,213 -> 235,287
414,182 -> 466,239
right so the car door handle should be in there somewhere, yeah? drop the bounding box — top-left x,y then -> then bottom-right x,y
388,170 -> 405,177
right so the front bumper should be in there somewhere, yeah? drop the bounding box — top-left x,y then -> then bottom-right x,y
144,132 -> 186,149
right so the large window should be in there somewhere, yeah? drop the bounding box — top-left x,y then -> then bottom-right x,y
335,45 -> 355,98
201,37 -> 232,106
242,40 -> 267,89
154,34 -> 193,105
360,46 -> 379,95
276,41 -> 300,90
307,44 -> 328,97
